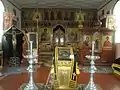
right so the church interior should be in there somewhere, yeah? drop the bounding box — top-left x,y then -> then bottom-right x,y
0,0 -> 120,90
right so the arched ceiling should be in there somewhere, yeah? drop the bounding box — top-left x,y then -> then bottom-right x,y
8,0 -> 110,9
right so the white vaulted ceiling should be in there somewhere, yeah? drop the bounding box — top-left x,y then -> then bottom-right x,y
8,0 -> 110,8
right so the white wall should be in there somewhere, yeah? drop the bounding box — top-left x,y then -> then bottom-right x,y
97,0 -> 118,19
1,0 -> 21,29
116,43 -> 120,59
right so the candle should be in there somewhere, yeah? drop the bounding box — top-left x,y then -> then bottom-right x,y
30,41 -> 33,55
92,41 -> 95,56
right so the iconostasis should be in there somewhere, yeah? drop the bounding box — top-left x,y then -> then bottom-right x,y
21,8 -> 115,65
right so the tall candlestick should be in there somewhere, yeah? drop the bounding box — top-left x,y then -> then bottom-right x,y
20,41 -> 38,90
92,41 -> 95,56
84,41 -> 100,90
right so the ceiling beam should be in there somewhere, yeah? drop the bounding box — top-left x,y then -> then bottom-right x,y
98,0 -> 116,11
6,0 -> 21,11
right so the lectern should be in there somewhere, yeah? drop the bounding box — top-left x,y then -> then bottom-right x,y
51,46 -> 80,90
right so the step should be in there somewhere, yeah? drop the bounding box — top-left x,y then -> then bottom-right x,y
39,52 -> 53,55
39,57 -> 52,59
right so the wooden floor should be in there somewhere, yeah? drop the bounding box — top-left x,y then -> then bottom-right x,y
0,66 -> 120,90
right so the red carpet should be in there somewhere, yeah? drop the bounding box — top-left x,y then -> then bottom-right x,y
0,66 -> 120,90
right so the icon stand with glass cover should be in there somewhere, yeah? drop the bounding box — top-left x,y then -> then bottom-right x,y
51,46 -> 80,90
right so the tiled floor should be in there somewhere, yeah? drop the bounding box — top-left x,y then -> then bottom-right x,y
0,66 -> 120,90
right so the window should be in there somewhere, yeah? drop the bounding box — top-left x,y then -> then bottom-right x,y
0,0 -> 4,43
60,37 -> 64,45
113,0 -> 120,43
55,37 -> 59,45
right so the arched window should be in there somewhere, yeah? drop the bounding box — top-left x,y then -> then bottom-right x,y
113,0 -> 120,43
0,0 -> 5,43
